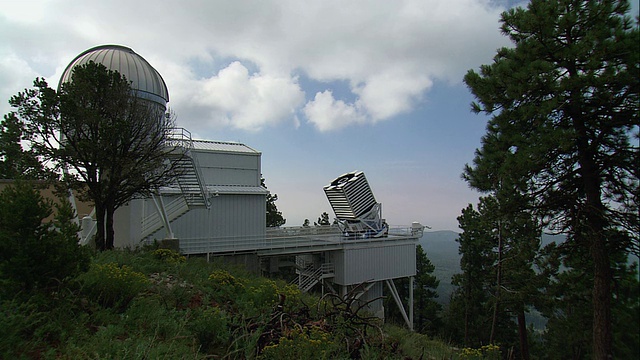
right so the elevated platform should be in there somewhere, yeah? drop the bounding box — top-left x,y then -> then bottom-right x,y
159,225 -> 421,256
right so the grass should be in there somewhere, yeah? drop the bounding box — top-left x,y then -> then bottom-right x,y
0,248 -> 479,359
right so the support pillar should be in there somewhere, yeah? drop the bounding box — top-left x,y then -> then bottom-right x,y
385,279 -> 413,331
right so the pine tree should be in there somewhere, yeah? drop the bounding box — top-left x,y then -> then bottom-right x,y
0,113 -> 46,180
451,194 -> 541,358
9,63 -> 178,250
463,1 -> 638,357
261,178 -> 286,227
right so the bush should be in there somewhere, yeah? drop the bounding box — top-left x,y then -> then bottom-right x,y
459,344 -> 501,360
79,262 -> 149,308
153,248 -> 186,264
0,182 -> 91,294
260,327 -> 333,360
188,306 -> 230,354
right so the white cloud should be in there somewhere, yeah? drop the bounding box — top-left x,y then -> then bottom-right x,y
304,91 -> 366,132
0,0 -> 511,132
179,61 -> 304,131
354,69 -> 433,121
0,51 -> 40,116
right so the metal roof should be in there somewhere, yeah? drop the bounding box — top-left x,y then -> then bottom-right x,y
59,45 -> 169,108
192,139 -> 260,154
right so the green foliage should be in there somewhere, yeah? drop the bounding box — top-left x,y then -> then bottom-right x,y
448,194 -> 541,358
78,262 -> 149,308
260,327 -> 333,360
0,182 -> 90,294
537,238 -> 640,359
9,62 -> 178,250
459,344 -> 501,360
262,177 -> 286,227
152,248 -> 186,264
463,1 -> 638,357
1,249 -> 467,359
0,113 -> 47,180
188,306 -> 230,353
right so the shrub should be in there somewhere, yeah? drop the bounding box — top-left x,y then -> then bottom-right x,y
459,344 -> 501,360
79,262 -> 149,308
208,269 -> 243,288
188,306 -> 230,354
152,248 -> 186,264
0,182 -> 91,294
260,327 -> 333,360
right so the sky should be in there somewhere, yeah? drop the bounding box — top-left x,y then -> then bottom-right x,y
2,1 -> 637,231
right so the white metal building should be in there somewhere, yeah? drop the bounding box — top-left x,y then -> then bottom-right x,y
63,45 -> 422,329
112,136 -> 268,249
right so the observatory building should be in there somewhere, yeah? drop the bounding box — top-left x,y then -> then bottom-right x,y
63,45 -> 422,328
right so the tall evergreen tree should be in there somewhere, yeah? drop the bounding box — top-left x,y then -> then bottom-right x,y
9,62 -> 178,250
261,178 -> 286,227
0,182 -> 90,294
449,193 -> 542,359
537,233 -> 639,359
463,1 -> 638,357
0,113 -> 47,180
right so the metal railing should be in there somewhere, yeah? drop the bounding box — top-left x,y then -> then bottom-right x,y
293,263 -> 335,293
165,127 -> 194,149
163,128 -> 211,208
150,225 -> 420,255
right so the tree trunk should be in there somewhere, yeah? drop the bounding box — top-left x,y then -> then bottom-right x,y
592,234 -> 612,359
105,203 -> 115,250
517,307 -> 530,360
94,205 -> 106,251
572,96 -> 613,359
464,276 -> 470,346
490,221 -> 503,344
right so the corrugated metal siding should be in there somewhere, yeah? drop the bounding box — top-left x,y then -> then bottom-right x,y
194,151 -> 260,187
170,195 -> 265,238
333,243 -> 416,285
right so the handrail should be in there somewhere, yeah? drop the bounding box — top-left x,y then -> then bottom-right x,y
165,127 -> 193,149
152,227 -> 420,255
164,127 -> 210,208
293,262 -> 335,292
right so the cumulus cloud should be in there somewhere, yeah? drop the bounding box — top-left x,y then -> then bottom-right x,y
0,0 -> 511,131
304,90 -> 366,132
178,61 -> 304,131
0,51 -> 40,116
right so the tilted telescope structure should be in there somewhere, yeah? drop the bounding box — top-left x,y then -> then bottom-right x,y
324,171 -> 388,238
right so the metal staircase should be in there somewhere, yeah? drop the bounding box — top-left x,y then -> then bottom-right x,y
138,128 -> 210,241
167,128 -> 210,209
170,155 -> 209,208
293,258 -> 334,293
141,196 -> 190,238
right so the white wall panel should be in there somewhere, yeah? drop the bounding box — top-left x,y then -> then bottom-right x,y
333,244 -> 416,285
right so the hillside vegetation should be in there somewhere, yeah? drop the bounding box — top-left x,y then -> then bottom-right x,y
1,248 -> 487,360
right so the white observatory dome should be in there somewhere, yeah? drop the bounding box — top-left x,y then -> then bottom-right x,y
59,45 -> 169,109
